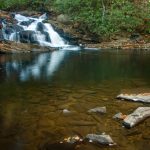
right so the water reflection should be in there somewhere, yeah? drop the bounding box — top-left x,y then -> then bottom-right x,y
0,50 -> 150,150
0,50 -> 150,84
0,50 -> 67,82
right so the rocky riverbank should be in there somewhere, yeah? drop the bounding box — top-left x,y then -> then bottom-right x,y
0,41 -> 56,53
0,10 -> 150,53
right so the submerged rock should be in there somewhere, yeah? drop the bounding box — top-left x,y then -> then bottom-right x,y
86,134 -> 115,145
63,109 -> 71,114
123,107 -> 150,128
88,106 -> 106,114
117,93 -> 150,103
113,112 -> 127,120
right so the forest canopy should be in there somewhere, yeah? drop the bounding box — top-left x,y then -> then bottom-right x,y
0,0 -> 150,37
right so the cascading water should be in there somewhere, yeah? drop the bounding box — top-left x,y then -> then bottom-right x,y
2,13 -> 79,49
1,13 -> 84,81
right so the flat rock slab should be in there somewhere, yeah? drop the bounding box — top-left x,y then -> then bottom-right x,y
86,134 -> 115,145
117,93 -> 150,103
0,41 -> 56,53
123,107 -> 150,128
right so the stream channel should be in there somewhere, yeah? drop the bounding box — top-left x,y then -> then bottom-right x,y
0,49 -> 150,150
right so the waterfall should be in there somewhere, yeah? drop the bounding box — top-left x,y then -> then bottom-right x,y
44,23 -> 65,47
2,14 -> 70,48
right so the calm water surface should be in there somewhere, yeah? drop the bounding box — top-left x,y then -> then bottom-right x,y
0,50 -> 150,150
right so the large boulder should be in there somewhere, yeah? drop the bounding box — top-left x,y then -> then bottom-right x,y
57,14 -> 71,25
36,22 -> 45,32
19,30 -> 37,44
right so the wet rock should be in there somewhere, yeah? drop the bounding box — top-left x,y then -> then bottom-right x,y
37,22 -> 45,32
0,19 -> 3,29
0,30 -> 4,41
4,25 -> 23,35
86,134 -> 115,145
117,93 -> 150,103
19,30 -> 51,44
19,30 -> 37,44
130,33 -> 141,42
88,107 -> 106,114
123,107 -> 150,128
20,20 -> 34,26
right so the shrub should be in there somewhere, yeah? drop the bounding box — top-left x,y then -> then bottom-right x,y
53,0 -> 150,37
0,0 -> 30,10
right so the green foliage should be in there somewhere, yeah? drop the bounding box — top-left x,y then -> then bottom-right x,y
0,0 -> 30,10
0,0 -> 149,37
53,0 -> 150,37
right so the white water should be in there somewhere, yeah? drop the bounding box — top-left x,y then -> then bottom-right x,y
44,23 -> 65,47
18,51 -> 66,81
3,14 -> 70,48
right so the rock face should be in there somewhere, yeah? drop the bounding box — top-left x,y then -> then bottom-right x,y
86,134 -> 115,145
0,30 -> 4,41
19,30 -> 37,44
37,22 -> 45,32
117,93 -> 150,103
19,30 -> 50,44
3,25 -> 24,34
123,107 -> 150,128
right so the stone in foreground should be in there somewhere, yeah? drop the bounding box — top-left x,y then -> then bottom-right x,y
123,107 -> 150,128
117,93 -> 150,103
86,134 -> 115,145
113,112 -> 127,120
88,106 -> 106,114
